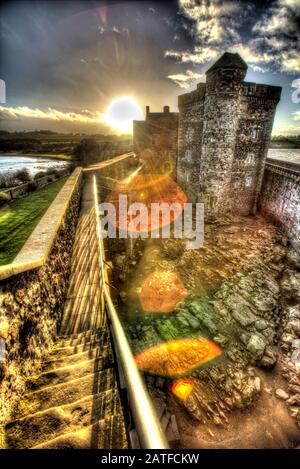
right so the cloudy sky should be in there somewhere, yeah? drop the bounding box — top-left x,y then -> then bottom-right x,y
0,0 -> 299,134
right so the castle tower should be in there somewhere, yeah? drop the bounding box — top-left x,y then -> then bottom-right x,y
201,53 -> 247,213
133,106 -> 178,175
177,52 -> 281,216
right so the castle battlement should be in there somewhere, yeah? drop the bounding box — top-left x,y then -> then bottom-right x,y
133,106 -> 178,167
242,82 -> 282,100
178,84 -> 206,108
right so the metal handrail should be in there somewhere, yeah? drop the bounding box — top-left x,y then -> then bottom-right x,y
92,175 -> 169,449
83,152 -> 136,172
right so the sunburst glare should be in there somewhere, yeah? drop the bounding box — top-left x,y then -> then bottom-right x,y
103,96 -> 143,133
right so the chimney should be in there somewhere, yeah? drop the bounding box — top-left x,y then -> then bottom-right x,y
146,105 -> 150,115
163,105 -> 170,113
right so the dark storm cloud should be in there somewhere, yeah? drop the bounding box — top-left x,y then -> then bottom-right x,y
0,0 -> 192,115
0,0 -> 299,134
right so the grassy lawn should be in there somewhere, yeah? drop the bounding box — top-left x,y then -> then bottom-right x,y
0,177 -> 68,265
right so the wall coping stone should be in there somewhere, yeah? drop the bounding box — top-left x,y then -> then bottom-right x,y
3,169 -> 71,200
0,167 -> 82,281
266,158 -> 300,173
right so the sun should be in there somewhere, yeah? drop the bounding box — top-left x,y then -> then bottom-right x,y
103,96 -> 143,133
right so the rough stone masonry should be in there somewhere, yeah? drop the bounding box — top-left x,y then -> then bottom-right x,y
177,52 -> 281,216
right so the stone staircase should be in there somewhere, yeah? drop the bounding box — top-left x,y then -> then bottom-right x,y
5,174 -> 128,449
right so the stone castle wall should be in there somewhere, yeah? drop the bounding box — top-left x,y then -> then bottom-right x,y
230,90 -> 279,215
177,65 -> 281,216
259,160 -> 300,249
133,106 -> 178,175
3,168 -> 71,202
200,67 -> 245,214
177,84 -> 205,199
0,170 -> 82,444
79,140 -> 132,167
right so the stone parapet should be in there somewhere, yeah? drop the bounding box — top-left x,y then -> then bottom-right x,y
0,168 -> 82,280
259,161 -> 300,249
178,84 -> 206,109
3,169 -> 71,201
243,82 -> 282,100
0,168 -> 82,443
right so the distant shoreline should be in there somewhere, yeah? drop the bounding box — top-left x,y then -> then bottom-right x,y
270,138 -> 300,149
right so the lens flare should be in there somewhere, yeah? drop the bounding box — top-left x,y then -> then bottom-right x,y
103,96 -> 143,133
171,378 -> 194,401
135,337 -> 222,377
139,270 -> 187,313
105,174 -> 187,234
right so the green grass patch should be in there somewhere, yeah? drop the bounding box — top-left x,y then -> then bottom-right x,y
0,177 -> 68,265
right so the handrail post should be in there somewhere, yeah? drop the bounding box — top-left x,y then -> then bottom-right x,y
93,175 -> 169,449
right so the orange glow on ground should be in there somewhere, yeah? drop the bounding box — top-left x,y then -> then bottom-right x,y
114,172 -> 170,193
105,174 -> 187,234
139,270 -> 187,313
135,337 -> 222,377
171,378 -> 195,401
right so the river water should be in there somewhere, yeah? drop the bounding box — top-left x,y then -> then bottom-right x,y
0,155 -> 71,176
0,150 -> 299,177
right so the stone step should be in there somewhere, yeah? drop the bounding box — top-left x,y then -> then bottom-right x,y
67,281 -> 102,299
29,355 -> 114,390
56,325 -> 109,345
57,326 -> 109,347
43,344 -> 113,371
3,178 -> 127,450
18,368 -> 116,416
67,270 -> 101,294
59,293 -> 106,335
33,415 -> 127,449
6,388 -> 122,449
51,332 -> 110,357
68,265 -> 99,280
68,243 -> 98,266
